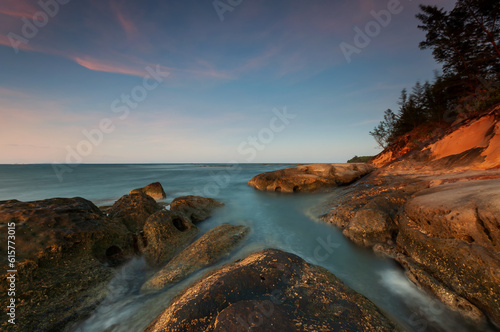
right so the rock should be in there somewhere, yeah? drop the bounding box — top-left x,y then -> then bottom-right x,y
321,168 -> 500,324
142,210 -> 198,267
108,193 -> 161,232
170,195 -> 224,223
342,196 -> 398,247
396,255 -> 487,326
424,113 -> 500,170
396,179 -> 500,326
404,179 -> 500,250
319,109 -> 500,325
248,163 -> 374,193
370,109 -> 500,169
141,224 -> 249,292
144,249 -> 399,331
130,182 -> 167,200
397,219 -> 500,326
0,198 -> 134,332
321,174 -> 423,240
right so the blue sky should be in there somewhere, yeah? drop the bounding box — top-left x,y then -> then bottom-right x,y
0,0 -> 456,163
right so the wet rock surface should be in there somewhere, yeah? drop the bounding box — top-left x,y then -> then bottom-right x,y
0,197 -> 134,332
0,192 -> 224,331
169,195 -> 224,223
130,182 -> 167,200
108,193 -> 161,232
322,170 -> 500,326
247,163 -> 374,193
141,210 -> 199,267
142,224 -> 249,292
321,111 -> 500,326
145,249 -> 399,332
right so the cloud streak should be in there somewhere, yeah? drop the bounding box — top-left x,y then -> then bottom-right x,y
0,0 -> 38,19
73,56 -> 152,77
110,0 -> 140,40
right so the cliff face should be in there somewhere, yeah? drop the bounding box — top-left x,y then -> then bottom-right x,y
371,106 -> 500,170
322,105 -> 500,328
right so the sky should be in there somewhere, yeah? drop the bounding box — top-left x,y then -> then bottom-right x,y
0,0 -> 457,164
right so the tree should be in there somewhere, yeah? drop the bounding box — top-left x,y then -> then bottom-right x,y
417,2 -> 500,93
459,0 -> 500,58
417,5 -> 478,92
369,1 -> 500,149
369,109 -> 397,148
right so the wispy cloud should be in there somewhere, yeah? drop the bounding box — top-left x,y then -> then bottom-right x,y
0,0 -> 37,19
110,0 -> 140,40
116,11 -> 139,39
235,46 -> 282,74
0,87 -> 31,99
73,56 -> 153,77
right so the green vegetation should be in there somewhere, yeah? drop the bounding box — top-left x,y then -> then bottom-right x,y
347,155 -> 374,163
370,0 -> 500,149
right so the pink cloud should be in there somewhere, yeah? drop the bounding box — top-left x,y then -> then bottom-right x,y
73,56 -> 159,78
0,0 -> 38,19
116,11 -> 138,39
181,67 -> 233,80
110,0 -> 140,40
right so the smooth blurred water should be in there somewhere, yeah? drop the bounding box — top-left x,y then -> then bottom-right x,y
0,164 -> 486,331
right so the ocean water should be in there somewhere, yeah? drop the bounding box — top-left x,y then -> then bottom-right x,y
0,164 -> 485,331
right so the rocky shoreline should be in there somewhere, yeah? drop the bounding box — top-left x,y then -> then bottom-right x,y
0,185 -> 232,331
1,109 -> 498,331
247,110 -> 500,328
0,182 -> 400,331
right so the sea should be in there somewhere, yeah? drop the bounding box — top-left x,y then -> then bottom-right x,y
0,164 -> 485,331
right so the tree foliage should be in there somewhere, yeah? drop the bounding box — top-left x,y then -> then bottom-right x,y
370,0 -> 500,149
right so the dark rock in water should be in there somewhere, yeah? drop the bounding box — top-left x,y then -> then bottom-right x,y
170,195 -> 224,223
130,182 -> 167,200
108,193 -> 161,232
0,197 -> 134,332
141,210 -> 198,267
141,224 -> 249,292
144,249 -> 399,331
247,163 -> 374,193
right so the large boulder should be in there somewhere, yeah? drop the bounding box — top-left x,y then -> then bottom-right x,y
130,182 -> 167,200
145,249 -> 399,331
170,195 -> 224,223
108,193 -> 161,232
141,210 -> 198,267
0,198 -> 133,332
141,224 -> 249,292
248,163 -> 374,193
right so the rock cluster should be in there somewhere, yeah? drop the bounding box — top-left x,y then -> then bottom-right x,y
0,197 -> 133,332
0,188 -> 225,331
321,110 -> 500,327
